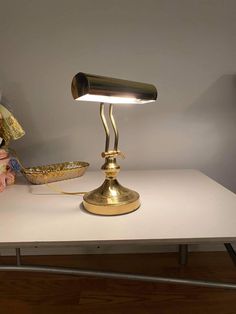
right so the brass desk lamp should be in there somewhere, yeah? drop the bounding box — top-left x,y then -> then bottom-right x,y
71,72 -> 157,216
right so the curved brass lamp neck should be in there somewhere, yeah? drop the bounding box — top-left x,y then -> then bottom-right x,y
99,102 -> 122,180
100,102 -> 119,153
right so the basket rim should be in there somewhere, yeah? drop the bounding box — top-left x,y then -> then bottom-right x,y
22,161 -> 89,175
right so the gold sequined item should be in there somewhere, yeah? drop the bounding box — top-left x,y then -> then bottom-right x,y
0,104 -> 25,144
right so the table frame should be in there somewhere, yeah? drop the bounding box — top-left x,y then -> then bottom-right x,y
1,243 -> 236,290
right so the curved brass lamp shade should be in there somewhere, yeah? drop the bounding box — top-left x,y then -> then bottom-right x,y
71,72 -> 157,104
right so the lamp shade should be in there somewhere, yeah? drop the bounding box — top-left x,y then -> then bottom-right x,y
71,72 -> 157,104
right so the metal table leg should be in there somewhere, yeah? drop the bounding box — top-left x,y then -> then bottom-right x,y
224,243 -> 236,266
16,248 -> 21,266
179,244 -> 188,266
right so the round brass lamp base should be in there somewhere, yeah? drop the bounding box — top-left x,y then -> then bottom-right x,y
83,179 -> 140,216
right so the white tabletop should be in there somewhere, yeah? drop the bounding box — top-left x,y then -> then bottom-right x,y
0,169 -> 236,248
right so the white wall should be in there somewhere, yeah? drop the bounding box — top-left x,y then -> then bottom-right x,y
0,0 -> 236,193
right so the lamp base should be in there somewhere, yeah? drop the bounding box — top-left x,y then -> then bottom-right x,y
83,178 -> 140,216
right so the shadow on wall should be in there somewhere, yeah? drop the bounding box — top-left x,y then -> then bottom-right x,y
0,70 -> 100,168
184,74 -> 236,192
117,74 -> 236,194
0,70 -> 41,152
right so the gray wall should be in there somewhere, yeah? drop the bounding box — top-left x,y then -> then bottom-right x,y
0,0 -> 236,191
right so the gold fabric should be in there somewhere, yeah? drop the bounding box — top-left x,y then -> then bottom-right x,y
0,104 -> 25,144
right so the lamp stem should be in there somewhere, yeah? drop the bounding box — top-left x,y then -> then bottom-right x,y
109,104 -> 119,151
84,102 -> 140,215
100,102 -> 110,152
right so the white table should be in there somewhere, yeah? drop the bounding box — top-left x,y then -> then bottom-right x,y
1,169 -> 236,247
1,169 -> 236,289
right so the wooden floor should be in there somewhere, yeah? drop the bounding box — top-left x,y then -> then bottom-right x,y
0,251 -> 236,314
